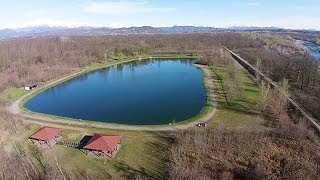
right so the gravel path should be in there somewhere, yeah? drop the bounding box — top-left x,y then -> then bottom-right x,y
7,65 -> 217,131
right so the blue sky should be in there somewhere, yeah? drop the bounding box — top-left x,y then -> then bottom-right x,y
0,0 -> 319,29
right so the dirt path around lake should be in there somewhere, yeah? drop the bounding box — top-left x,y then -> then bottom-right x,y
7,64 -> 217,131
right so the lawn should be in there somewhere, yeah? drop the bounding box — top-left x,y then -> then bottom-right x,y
23,127 -> 170,179
0,87 -> 28,102
210,66 -> 263,128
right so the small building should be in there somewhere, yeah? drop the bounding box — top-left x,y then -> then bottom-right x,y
29,126 -> 62,148
196,122 -> 209,128
83,134 -> 121,158
24,82 -> 38,90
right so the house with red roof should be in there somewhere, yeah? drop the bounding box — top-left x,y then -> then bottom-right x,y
29,126 -> 62,148
83,134 -> 121,158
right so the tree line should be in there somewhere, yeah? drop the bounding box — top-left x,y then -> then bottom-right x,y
0,32 -> 319,119
0,32 -> 320,179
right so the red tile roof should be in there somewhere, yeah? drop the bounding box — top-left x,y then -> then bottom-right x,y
30,126 -> 62,142
83,134 -> 121,152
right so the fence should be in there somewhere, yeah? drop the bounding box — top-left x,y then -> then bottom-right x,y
57,141 -> 81,148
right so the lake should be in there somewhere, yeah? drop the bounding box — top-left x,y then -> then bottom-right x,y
296,40 -> 320,61
24,59 -> 207,125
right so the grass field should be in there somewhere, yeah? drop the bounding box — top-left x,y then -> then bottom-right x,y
47,130 -> 168,179
210,66 -> 263,128
0,87 -> 28,102
14,125 -> 170,179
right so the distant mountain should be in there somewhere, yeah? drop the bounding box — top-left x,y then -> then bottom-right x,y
160,26 -> 220,33
0,25 -> 319,40
0,29 -> 18,39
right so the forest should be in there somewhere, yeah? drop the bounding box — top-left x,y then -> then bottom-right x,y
0,33 -> 319,120
0,32 -> 320,179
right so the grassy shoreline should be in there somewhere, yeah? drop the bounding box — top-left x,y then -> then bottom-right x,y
209,66 -> 262,128
16,54 -> 214,129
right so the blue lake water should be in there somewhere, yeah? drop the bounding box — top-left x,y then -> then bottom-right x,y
24,59 -> 207,125
296,40 -> 320,61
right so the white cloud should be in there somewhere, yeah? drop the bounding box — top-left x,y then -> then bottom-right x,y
215,16 -> 320,30
2,18 -> 99,28
83,1 -> 175,15
107,22 -> 127,28
1,17 -> 131,29
3,15 -> 320,30
272,16 -> 320,30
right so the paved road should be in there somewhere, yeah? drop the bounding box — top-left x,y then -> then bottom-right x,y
7,64 -> 217,131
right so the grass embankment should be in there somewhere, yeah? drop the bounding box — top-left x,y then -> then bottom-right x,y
210,66 -> 262,128
13,54 -> 213,130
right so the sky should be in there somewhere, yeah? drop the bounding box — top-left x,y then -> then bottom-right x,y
0,0 -> 320,30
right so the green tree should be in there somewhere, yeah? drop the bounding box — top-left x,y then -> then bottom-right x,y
115,50 -> 124,60
132,51 -> 139,57
259,81 -> 270,112
316,38 -> 320,46
278,78 -> 290,109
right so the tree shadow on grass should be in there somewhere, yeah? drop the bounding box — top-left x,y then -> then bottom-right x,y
243,88 -> 260,94
67,166 -> 113,179
217,100 -> 260,116
232,98 -> 259,110
113,132 -> 173,180
243,81 -> 258,88
113,161 -> 155,179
